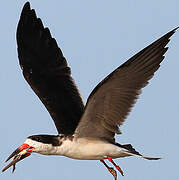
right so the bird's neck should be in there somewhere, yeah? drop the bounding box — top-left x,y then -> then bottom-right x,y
31,135 -> 74,156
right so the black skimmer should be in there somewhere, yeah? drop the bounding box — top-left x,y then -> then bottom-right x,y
2,2 -> 178,179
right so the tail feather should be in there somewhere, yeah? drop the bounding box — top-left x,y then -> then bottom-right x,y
116,143 -> 141,156
116,143 -> 161,160
142,156 -> 161,160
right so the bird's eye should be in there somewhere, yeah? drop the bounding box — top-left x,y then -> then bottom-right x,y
36,137 -> 41,142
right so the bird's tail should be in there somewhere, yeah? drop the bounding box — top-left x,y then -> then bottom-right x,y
126,152 -> 161,160
117,143 -> 161,160
140,156 -> 161,160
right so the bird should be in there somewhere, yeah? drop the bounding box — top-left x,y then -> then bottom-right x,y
2,1 -> 178,179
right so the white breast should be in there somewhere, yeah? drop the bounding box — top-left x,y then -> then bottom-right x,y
25,137 -> 129,160
54,138 -> 128,160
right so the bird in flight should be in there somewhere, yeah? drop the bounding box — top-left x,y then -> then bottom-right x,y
2,2 -> 178,179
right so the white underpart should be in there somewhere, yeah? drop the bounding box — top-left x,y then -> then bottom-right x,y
24,138 -> 130,160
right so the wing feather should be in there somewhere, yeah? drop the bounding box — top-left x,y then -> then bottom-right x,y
17,2 -> 84,135
75,28 -> 178,142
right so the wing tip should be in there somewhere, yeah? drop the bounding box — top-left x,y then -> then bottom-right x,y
24,2 -> 30,9
22,2 -> 31,14
172,26 -> 179,32
165,26 -> 178,40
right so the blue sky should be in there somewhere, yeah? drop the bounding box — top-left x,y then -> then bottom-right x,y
1,1 -> 179,180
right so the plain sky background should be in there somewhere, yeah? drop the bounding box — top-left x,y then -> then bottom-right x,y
0,1 -> 179,180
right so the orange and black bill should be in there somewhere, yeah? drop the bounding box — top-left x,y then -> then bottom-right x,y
2,144 -> 33,173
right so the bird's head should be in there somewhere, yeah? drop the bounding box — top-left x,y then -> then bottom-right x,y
3,135 -> 60,172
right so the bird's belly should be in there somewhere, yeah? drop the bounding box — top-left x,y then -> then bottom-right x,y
59,139 -> 125,160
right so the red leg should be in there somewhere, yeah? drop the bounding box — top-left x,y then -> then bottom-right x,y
100,160 -> 117,180
107,157 -> 124,176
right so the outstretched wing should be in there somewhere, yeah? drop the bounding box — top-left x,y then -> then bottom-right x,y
75,28 -> 178,142
17,2 -> 84,135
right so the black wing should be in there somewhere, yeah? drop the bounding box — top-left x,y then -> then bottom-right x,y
75,28 -> 178,142
17,2 -> 84,135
